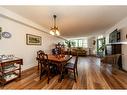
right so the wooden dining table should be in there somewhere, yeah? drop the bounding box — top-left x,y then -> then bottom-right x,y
48,54 -> 72,63
48,54 -> 72,81
37,54 -> 72,82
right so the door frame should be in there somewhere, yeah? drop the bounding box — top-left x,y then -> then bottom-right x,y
97,37 -> 106,57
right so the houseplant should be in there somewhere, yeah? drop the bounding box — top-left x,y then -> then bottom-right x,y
65,40 -> 75,54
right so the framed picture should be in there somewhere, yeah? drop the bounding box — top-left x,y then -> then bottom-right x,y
0,27 -> 2,40
26,34 -> 42,45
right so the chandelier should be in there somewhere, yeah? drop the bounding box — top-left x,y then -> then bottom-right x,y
50,15 -> 60,36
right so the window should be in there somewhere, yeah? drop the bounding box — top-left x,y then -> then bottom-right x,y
70,39 -> 88,48
98,35 -> 103,39
83,39 -> 88,48
78,39 -> 83,47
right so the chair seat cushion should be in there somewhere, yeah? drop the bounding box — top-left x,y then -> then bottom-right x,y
64,62 -> 74,69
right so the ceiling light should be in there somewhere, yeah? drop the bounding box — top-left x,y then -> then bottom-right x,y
50,15 -> 60,36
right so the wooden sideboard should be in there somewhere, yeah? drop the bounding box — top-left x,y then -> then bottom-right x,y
0,57 -> 23,85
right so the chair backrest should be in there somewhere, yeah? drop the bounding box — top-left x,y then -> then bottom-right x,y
38,52 -> 47,66
43,54 -> 48,63
38,52 -> 50,70
74,54 -> 79,68
37,50 -> 44,58
44,54 -> 51,70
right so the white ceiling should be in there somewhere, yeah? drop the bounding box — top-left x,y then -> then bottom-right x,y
3,6 -> 127,38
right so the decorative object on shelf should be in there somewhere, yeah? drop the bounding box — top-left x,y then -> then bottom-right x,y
26,34 -> 41,45
0,54 -> 14,60
52,42 -> 65,55
3,73 -> 18,81
50,15 -> 60,36
0,27 -> 2,40
126,34 -> 127,39
2,32 -> 12,38
0,55 -> 8,60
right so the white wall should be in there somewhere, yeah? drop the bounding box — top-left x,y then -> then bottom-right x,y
87,36 -> 96,55
0,8 -> 64,70
119,27 -> 127,71
104,17 -> 127,71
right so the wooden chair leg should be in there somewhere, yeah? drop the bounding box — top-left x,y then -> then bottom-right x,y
40,72 -> 42,80
76,67 -> 78,76
74,69 -> 76,82
59,64 -> 63,82
47,77 -> 49,84
47,70 -> 50,84
38,63 -> 39,70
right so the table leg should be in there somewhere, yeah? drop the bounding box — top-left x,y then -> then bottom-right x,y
40,63 -> 42,80
58,63 -> 64,82
19,64 -> 21,78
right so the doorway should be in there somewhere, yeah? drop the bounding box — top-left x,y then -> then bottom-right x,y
97,37 -> 105,57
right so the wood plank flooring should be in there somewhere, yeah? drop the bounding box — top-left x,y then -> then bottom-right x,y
1,56 -> 127,89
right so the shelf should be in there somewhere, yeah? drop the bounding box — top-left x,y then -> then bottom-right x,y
0,65 -> 20,74
3,73 -> 18,82
0,57 -> 23,84
3,66 -> 19,74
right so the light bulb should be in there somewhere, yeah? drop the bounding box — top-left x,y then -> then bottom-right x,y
50,31 -> 55,35
56,30 -> 60,36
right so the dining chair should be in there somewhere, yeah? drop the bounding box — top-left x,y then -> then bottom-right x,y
64,54 -> 79,82
38,52 -> 51,84
37,50 -> 44,70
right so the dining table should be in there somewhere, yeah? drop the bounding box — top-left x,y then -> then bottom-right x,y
48,54 -> 72,81
37,54 -> 72,82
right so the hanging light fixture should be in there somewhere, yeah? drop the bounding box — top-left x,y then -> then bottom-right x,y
50,15 -> 60,36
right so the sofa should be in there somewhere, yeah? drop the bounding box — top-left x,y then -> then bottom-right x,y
71,47 -> 87,56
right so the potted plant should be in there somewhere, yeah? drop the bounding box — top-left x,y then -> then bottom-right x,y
65,40 -> 75,54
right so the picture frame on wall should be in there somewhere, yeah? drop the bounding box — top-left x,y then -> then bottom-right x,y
26,34 -> 42,45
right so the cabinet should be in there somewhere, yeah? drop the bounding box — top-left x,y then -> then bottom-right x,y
0,57 -> 23,85
105,44 -> 122,70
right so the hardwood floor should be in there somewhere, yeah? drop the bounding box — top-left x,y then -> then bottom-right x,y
1,56 -> 127,89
